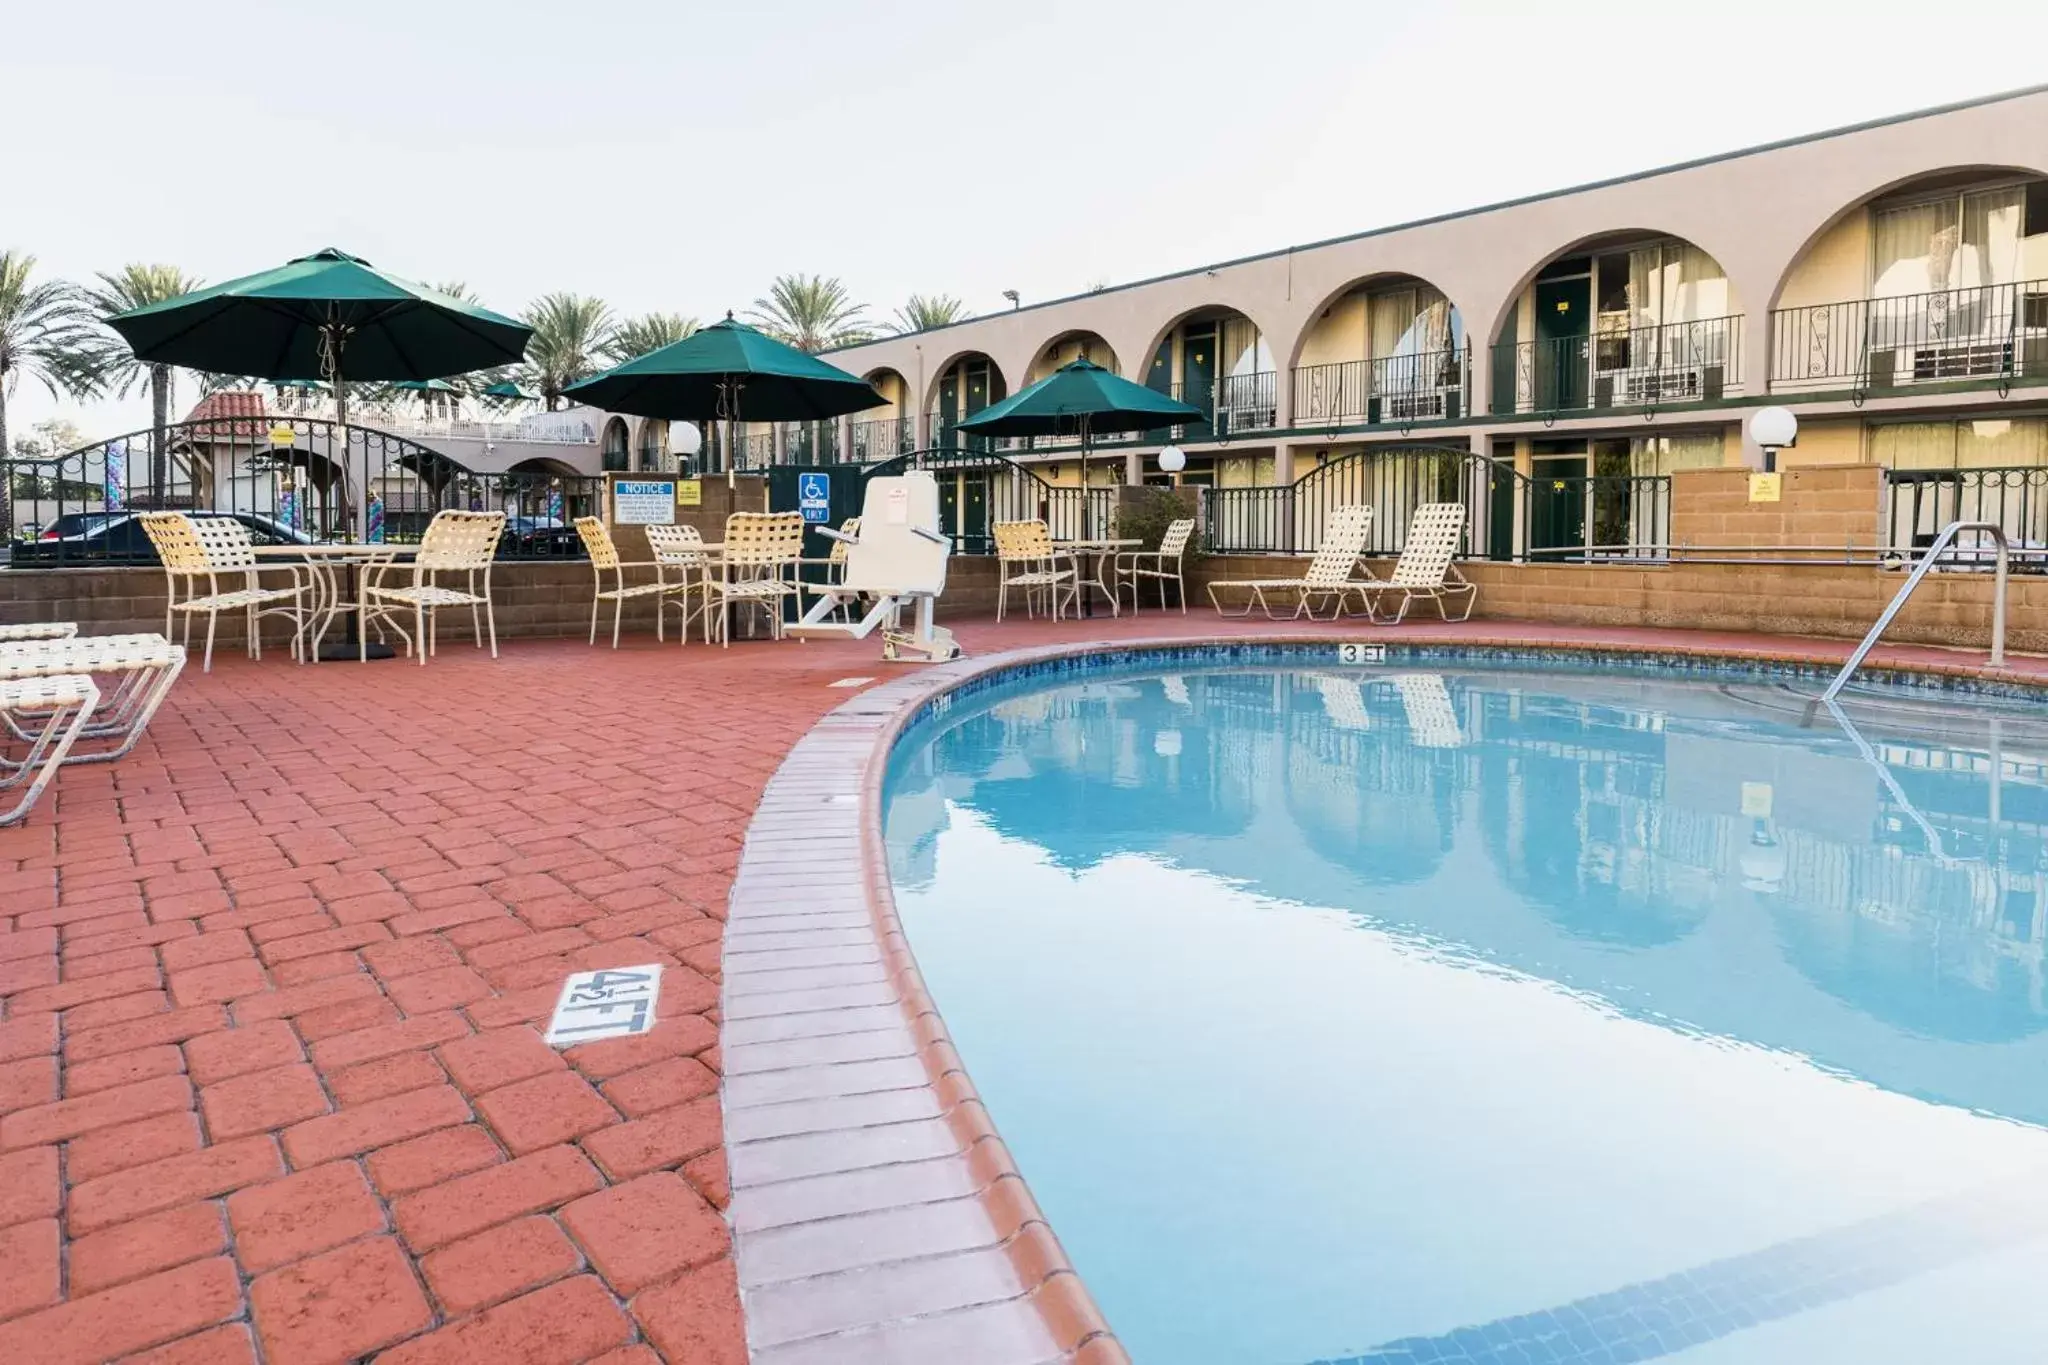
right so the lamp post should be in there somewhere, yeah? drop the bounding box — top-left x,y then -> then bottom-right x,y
1158,444 -> 1186,484
1749,406 -> 1797,473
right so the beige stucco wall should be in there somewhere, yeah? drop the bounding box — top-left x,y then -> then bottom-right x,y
1775,418 -> 1868,467
1773,211 -> 1870,311
1295,290 -> 1369,369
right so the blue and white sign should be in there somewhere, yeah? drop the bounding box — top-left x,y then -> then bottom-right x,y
798,471 -> 831,524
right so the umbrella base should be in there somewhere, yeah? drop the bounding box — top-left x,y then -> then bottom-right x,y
319,640 -> 397,662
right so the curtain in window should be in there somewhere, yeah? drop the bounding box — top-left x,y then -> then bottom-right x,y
1221,317 -> 1269,378
1872,200 -> 1953,298
1955,417 -> 2048,468
1628,432 -> 1725,476
1869,421 -> 1956,469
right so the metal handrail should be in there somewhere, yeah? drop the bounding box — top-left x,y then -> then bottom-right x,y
1823,520 -> 2009,702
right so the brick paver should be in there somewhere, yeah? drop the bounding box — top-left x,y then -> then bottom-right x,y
0,618 -> 2027,1359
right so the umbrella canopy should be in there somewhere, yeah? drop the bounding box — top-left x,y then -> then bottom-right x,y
483,381 -> 539,401
392,378 -> 461,393
955,359 -> 1200,437
107,248 -> 532,395
563,316 -> 884,422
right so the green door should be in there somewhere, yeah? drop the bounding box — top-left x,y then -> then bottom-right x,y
1534,279 -> 1590,411
1182,328 -> 1216,441
1530,454 -> 1587,560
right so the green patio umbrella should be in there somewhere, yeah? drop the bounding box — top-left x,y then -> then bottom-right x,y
564,315 -> 883,479
107,248 -> 532,429
956,359 -> 1202,531
392,378 -> 461,392
483,381 -> 539,401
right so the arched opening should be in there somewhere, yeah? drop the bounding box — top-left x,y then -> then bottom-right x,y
1490,231 -> 1741,417
600,417 -> 630,473
1026,331 -> 1120,384
635,419 -> 668,473
853,367 -> 914,462
927,352 -> 1008,452
1771,168 -> 2048,394
1139,307 -> 1276,443
1292,274 -> 1466,429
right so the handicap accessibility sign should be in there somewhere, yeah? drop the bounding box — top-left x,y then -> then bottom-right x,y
798,472 -> 831,523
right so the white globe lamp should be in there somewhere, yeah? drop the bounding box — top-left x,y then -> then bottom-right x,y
1158,445 -> 1187,474
1748,407 -> 1798,472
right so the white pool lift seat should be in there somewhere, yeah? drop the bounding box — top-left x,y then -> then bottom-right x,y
785,472 -> 961,663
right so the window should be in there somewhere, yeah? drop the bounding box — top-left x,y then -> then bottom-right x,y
1869,416 -> 2048,468
1872,184 -> 2032,297
601,419 -> 629,472
1367,285 -> 1463,361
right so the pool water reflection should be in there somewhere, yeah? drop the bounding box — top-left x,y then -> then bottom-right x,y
882,664 -> 2048,1364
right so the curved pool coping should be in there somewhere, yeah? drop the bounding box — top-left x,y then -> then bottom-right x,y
716,629 -> 2048,1364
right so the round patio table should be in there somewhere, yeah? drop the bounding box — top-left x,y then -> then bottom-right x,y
254,544 -> 415,661
1055,538 -> 1141,618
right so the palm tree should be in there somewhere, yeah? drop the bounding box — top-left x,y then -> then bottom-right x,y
81,264 -> 205,502
745,274 -> 871,353
885,293 -> 967,335
520,293 -> 613,409
605,312 -> 698,364
0,251 -> 98,536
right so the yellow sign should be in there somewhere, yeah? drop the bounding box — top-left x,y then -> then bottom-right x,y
1740,782 -> 1774,818
676,478 -> 703,508
1748,472 -> 1782,503
268,424 -> 296,448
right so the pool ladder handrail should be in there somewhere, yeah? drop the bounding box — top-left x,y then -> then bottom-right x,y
1822,520 -> 2008,703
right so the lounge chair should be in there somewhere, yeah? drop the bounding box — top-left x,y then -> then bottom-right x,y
573,516 -> 677,648
1113,517 -> 1196,614
0,634 -> 186,766
993,520 -> 1077,622
787,473 -> 959,662
0,674 -> 99,827
0,623 -> 79,643
1358,503 -> 1478,624
1206,505 -> 1375,620
362,510 -> 508,664
137,512 -> 309,672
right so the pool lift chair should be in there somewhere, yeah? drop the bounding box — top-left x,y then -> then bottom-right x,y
785,471 -> 961,663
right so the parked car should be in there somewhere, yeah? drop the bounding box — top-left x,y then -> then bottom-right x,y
7,510 -> 315,567
497,515 -> 582,559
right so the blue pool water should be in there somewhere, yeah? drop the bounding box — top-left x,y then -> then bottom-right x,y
881,655 -> 2048,1365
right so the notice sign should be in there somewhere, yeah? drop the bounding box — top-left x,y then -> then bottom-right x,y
1748,472 -> 1782,503
676,478 -> 703,507
544,965 -> 663,1047
615,481 -> 677,525
798,471 -> 831,524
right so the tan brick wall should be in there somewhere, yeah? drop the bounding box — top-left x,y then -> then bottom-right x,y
1668,465 -> 1883,552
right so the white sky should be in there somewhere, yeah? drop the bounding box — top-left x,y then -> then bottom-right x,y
9,0 -> 2048,442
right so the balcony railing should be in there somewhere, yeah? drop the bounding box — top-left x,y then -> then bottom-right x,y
1491,315 -> 1742,414
849,417 -> 915,463
1771,280 -> 2048,393
780,422 -> 841,465
1291,349 -> 1468,428
1885,465 -> 2048,569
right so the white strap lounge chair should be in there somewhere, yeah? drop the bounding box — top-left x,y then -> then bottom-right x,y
993,519 -> 1077,622
363,510 -> 508,664
1359,503 -> 1478,625
0,623 -> 79,643
0,674 -> 100,827
0,634 -> 186,765
1113,517 -> 1196,615
786,473 -> 960,663
1206,504 -> 1375,620
137,512 -> 309,672
574,516 -> 676,648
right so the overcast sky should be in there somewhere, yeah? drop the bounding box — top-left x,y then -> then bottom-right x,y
9,0 -> 2048,442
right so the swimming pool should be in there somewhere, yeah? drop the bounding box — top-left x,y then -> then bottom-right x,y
881,654 -> 2048,1365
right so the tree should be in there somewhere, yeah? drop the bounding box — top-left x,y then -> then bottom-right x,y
604,312 -> 698,364
745,274 -> 871,353
519,293 -> 613,409
80,263 -> 205,502
885,293 -> 967,335
0,251 -> 98,536
11,417 -> 87,460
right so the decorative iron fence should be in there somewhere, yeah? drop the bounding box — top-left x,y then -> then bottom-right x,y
1291,349 -> 1468,428
1491,315 -> 1742,414
1884,465 -> 2048,570
1201,444 -> 1670,562
864,446 -> 1117,553
848,417 -> 916,463
733,431 -> 778,471
2,417 -> 602,566
780,421 -> 841,465
1770,280 -> 2048,393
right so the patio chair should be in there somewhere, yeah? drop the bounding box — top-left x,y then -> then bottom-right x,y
574,516 -> 676,648
1112,517 -> 1197,614
1358,503 -> 1479,625
799,516 -> 863,623
706,511 -> 805,646
993,520 -> 1078,622
0,623 -> 78,643
137,512 -> 310,672
644,524 -> 718,645
1206,505 -> 1375,620
0,673 -> 100,827
362,510 -> 508,664
0,634 -> 186,767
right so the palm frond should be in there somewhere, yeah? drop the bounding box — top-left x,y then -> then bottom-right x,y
884,293 -> 967,335
604,312 -> 699,364
519,293 -> 614,407
744,274 -> 872,353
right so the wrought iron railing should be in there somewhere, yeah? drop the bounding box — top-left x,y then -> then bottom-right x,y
1291,349 -> 1468,428
1,416 -> 604,566
1491,315 -> 1742,414
734,431 -> 778,470
1201,445 -> 1669,562
866,446 -> 1116,551
1884,465 -> 2048,570
1770,280 -> 2048,393
849,417 -> 916,463
780,421 -> 841,465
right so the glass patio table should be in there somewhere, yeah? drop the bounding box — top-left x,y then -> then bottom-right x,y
254,543 -> 416,661
1055,538 -> 1141,618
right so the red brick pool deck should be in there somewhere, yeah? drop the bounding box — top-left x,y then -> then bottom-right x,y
0,614 -> 2039,1365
